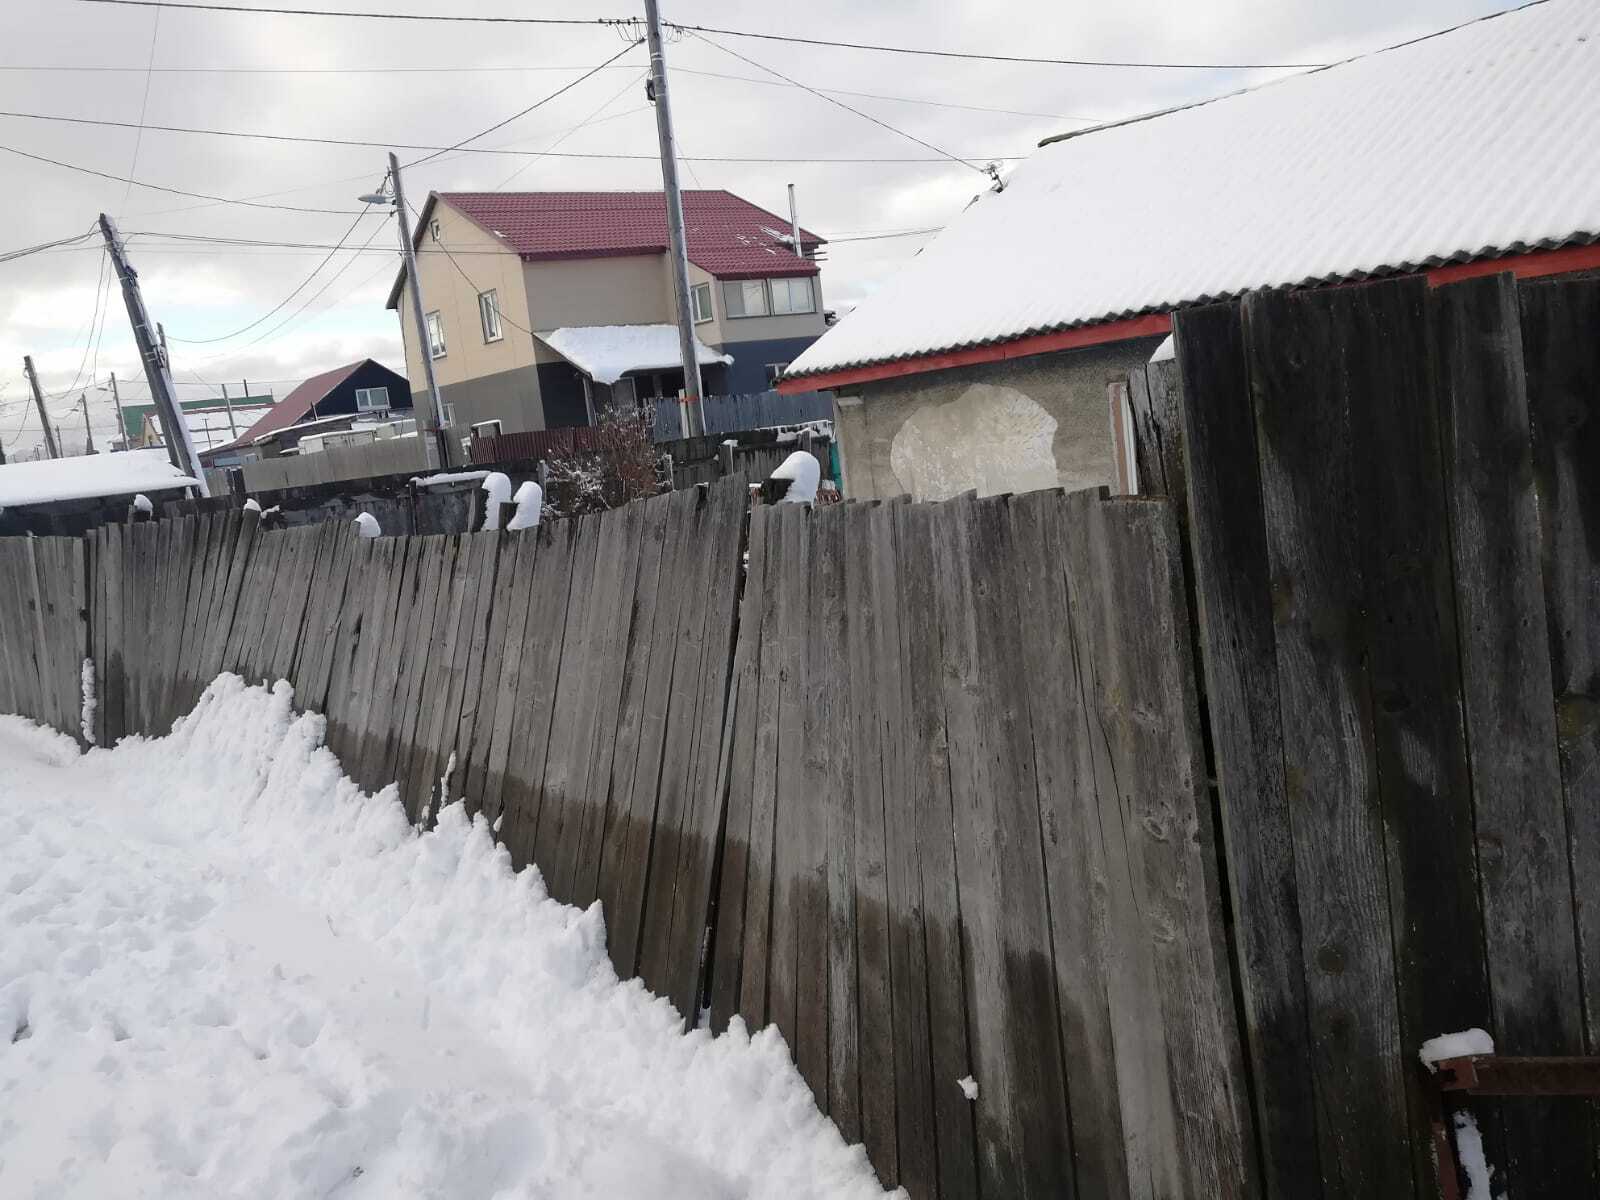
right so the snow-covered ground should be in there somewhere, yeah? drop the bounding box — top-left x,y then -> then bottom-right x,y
0,675 -> 890,1199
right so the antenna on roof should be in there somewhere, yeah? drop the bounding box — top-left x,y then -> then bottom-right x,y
985,162 -> 1005,192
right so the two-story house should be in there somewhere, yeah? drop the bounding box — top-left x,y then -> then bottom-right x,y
386,190 -> 828,433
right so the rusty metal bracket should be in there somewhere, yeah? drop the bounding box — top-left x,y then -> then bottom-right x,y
1434,1055 -> 1600,1096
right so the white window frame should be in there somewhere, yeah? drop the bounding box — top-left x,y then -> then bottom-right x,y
429,218 -> 441,241
765,362 -> 790,386
426,310 -> 447,359
354,386 -> 390,412
723,278 -> 770,319
690,281 -> 714,324
478,289 -> 503,343
769,276 -> 815,316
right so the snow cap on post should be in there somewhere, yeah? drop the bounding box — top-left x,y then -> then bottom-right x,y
131,493 -> 153,515
353,512 -> 381,539
507,480 -> 544,531
768,450 -> 821,504
480,472 -> 512,531
243,498 -> 261,514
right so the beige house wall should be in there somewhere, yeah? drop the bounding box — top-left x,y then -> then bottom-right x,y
394,199 -> 537,394
833,338 -> 1164,502
524,254 -> 675,363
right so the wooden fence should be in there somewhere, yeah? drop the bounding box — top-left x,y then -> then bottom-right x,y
4,271 -> 1598,1199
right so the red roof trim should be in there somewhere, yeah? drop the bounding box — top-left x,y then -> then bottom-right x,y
778,313 -> 1172,393
785,244 -> 1600,394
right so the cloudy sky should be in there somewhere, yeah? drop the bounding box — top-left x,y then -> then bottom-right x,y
0,0 -> 1512,457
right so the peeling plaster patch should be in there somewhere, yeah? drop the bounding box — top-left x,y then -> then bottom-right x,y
889,383 -> 1058,501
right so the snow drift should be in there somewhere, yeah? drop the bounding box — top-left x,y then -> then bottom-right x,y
0,675 -> 888,1199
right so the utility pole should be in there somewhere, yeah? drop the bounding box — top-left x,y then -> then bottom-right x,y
220,382 -> 237,437
108,372 -> 125,451
80,394 -> 95,454
377,154 -> 449,468
641,0 -> 703,437
788,183 -> 804,260
22,355 -> 60,459
98,213 -> 208,494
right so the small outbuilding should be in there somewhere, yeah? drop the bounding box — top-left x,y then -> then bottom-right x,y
0,448 -> 200,535
780,0 -> 1600,501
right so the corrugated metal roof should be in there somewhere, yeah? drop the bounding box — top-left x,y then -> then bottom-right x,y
442,190 -> 824,280
786,0 -> 1600,381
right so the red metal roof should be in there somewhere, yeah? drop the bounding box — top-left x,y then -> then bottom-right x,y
440,190 -> 824,280
212,361 -> 366,453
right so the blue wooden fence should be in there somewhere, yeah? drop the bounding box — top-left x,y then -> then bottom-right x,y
652,390 -> 834,441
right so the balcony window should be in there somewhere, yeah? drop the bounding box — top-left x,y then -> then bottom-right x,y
722,278 -> 769,318
770,276 -> 815,315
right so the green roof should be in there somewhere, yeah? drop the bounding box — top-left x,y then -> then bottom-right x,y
119,396 -> 275,441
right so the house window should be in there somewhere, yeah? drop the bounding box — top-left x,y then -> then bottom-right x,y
429,219 -> 441,241
478,289 -> 503,343
723,278 -> 769,318
691,282 -> 714,323
770,276 -> 815,315
765,363 -> 790,386
426,311 -> 446,359
354,386 -> 390,412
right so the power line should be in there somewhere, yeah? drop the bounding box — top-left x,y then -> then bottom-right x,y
0,61 -> 1108,122
689,31 -> 986,176
0,228 -> 99,264
495,68 -> 649,190
402,37 -> 643,168
0,139 -> 366,214
0,109 -> 1026,163
120,3 -> 163,212
68,0 -> 1327,70
168,205 -> 378,343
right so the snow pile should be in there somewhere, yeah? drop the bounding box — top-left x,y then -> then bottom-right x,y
479,472 -> 512,531
243,498 -> 261,514
958,1075 -> 979,1101
538,325 -> 731,386
131,493 -> 153,515
352,511 -> 380,539
412,470 -> 490,488
0,676 -> 887,1199
508,480 -> 544,531
770,450 -> 821,503
0,450 -> 198,507
1419,1028 -> 1494,1069
79,658 -> 95,744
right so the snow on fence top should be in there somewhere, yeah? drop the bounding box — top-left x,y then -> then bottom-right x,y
537,325 -> 731,386
785,0 -> 1600,381
0,448 -> 199,507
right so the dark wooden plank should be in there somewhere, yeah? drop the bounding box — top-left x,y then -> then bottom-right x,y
593,493 -> 672,959
321,535 -> 376,768
102,525 -> 126,742
707,495 -> 766,1033
202,512 -> 259,686
1336,279 -> 1490,1196
342,537 -> 404,787
1434,273 -> 1594,1194
460,529 -> 524,816
1521,276 -> 1600,1064
478,531 -> 541,830
296,525 -> 357,715
659,481 -> 749,1023
356,535 -> 420,789
1244,284 -> 1416,1198
375,534 -> 440,790
737,503 -> 786,1028
265,525 -> 317,688
1173,299 -> 1321,1197
447,531 -> 506,816
892,498 -> 979,1200
568,501 -> 647,910
175,514 -> 219,714
0,541 -> 39,722
1007,488 -> 1129,1200
1099,496 -> 1258,1198
122,522 -> 150,733
24,539 -> 64,733
534,512 -> 608,898
604,489 -> 695,979
398,534 -> 464,821
498,518 -> 579,868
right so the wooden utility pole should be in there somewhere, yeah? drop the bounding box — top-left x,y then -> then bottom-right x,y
384,153 -> 450,468
108,372 -> 126,451
98,213 -> 208,494
22,355 -> 60,459
80,394 -> 95,454
641,0 -> 703,437
220,382 -> 237,436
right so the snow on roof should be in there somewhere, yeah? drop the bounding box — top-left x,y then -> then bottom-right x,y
0,448 -> 198,507
536,325 -> 732,386
786,0 -> 1600,381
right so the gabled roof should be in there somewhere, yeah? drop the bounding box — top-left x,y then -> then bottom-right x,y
209,361 -> 368,453
785,0 -> 1600,385
387,190 -> 824,308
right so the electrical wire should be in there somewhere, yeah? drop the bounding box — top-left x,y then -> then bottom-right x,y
0,228 -> 99,264
68,0 -> 1328,69
0,139 -> 365,213
120,3 -> 163,212
167,205 -> 377,343
494,68 -> 649,190
403,200 -> 537,338
688,31 -> 987,176
0,111 -> 1024,163
402,38 -> 644,168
